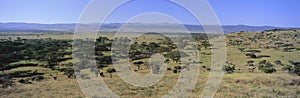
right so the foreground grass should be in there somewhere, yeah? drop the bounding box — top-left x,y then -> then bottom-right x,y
1,72 -> 84,98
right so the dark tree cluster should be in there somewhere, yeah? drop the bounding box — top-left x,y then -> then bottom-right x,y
258,60 -> 276,73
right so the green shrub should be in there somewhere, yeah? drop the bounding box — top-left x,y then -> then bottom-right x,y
18,78 -> 32,84
244,49 -> 261,53
274,60 -> 282,65
223,65 -> 235,73
106,68 -> 116,78
282,65 -> 292,71
174,66 -> 188,70
106,68 -> 116,73
259,66 -> 276,73
283,48 -> 291,52
173,69 -> 178,73
257,55 -> 271,58
293,64 -> 300,76
246,53 -> 257,58
0,75 -> 14,88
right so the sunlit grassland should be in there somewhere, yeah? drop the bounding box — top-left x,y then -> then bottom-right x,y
0,30 -> 300,97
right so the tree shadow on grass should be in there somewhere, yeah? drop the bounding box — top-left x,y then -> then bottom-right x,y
0,70 -> 44,78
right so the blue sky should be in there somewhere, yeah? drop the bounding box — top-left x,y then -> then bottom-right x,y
0,0 -> 299,27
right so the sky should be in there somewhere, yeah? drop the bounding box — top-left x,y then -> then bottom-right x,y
0,0 -> 299,27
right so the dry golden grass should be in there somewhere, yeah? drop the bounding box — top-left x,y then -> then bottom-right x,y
1,30 -> 300,97
1,73 -> 84,98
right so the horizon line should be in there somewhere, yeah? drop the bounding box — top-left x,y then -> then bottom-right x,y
0,22 -> 299,28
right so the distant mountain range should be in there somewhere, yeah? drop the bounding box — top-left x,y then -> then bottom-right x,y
0,22 -> 290,33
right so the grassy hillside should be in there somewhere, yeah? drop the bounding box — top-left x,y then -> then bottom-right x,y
0,29 -> 299,97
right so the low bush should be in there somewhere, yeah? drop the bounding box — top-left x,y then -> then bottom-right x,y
259,65 -> 276,73
30,75 -> 45,81
18,78 -> 32,84
246,53 -> 257,58
174,66 -> 188,70
257,55 -> 271,58
274,60 -> 282,65
106,68 -> 116,73
244,49 -> 261,53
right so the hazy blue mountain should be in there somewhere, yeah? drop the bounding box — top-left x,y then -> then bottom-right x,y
0,22 -> 287,33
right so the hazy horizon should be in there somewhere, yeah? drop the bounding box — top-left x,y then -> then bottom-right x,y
0,0 -> 299,27
1,22 -> 298,28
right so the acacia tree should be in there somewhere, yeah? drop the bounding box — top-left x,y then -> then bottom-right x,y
22,47 -> 34,63
148,42 -> 160,52
289,61 -> 300,75
274,42 -> 284,49
0,55 -> 11,73
293,66 -> 300,76
201,40 -> 211,49
134,61 -> 144,70
46,52 -> 58,70
246,60 -> 254,66
0,41 -> 25,73
165,51 -> 188,63
106,68 -> 116,78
